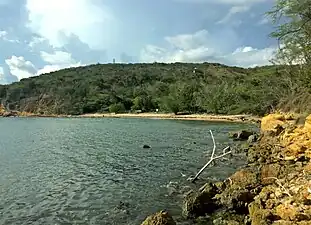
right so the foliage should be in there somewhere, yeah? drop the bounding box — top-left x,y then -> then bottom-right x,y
268,0 -> 311,66
0,62 -> 295,116
267,0 -> 311,112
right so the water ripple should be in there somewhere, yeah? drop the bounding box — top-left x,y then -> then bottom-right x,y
0,117 -> 257,224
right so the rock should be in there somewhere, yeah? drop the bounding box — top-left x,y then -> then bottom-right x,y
215,168 -> 259,213
261,114 -> 286,134
248,202 -> 273,225
260,163 -> 281,185
209,211 -> 246,225
305,114 -> 311,132
275,203 -> 300,221
229,130 -> 255,141
182,182 -> 218,219
141,210 -> 176,225
2,111 -> 19,117
247,134 -> 258,143
143,145 -> 151,149
229,168 -> 258,188
216,186 -> 256,214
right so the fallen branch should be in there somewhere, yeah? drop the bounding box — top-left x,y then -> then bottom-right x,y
188,130 -> 232,183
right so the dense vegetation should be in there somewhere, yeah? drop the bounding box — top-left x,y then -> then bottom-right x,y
0,0 -> 310,117
0,63 -> 299,116
266,0 -> 311,113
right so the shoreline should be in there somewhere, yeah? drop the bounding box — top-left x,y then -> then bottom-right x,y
4,112 -> 262,123
141,113 -> 311,224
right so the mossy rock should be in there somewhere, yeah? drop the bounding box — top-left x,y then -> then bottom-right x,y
141,210 -> 176,225
248,202 -> 275,225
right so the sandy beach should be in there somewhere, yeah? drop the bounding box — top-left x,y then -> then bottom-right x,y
74,113 -> 261,123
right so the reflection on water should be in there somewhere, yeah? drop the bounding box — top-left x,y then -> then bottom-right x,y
0,117 -> 257,224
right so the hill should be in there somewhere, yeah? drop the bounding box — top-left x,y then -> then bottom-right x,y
0,62 -> 300,116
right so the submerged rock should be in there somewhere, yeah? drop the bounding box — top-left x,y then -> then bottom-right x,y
229,130 -> 255,141
141,210 -> 176,225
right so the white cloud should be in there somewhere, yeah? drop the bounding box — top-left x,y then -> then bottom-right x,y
0,30 -> 8,38
40,51 -> 76,65
26,0 -> 116,49
0,30 -> 19,43
37,50 -> 83,75
165,30 -> 210,50
28,36 -> 46,48
217,5 -> 250,24
5,56 -> 37,80
4,52 -> 84,80
140,30 -> 277,67
221,46 -> 276,67
36,63 -> 83,75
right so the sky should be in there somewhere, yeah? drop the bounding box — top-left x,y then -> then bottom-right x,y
0,0 -> 277,84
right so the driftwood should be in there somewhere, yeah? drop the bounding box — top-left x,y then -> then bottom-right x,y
188,130 -> 232,183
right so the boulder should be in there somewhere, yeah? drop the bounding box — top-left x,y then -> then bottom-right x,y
229,130 -> 255,141
215,168 -> 259,213
182,182 -> 219,219
247,134 -> 258,143
141,210 -> 176,225
261,114 -> 285,134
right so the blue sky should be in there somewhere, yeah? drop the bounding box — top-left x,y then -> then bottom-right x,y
0,0 -> 276,84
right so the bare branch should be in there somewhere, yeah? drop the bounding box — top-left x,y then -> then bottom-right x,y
188,130 -> 232,183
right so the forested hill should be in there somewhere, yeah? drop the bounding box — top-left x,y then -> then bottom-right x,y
0,62 -> 293,116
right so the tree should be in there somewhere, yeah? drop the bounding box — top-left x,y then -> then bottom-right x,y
267,0 -> 311,113
267,0 -> 311,78
109,102 -> 126,113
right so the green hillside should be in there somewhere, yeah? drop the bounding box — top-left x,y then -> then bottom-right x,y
0,62 -> 302,116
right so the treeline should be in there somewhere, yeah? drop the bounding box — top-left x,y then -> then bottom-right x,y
0,62 -> 298,116
1,0 -> 311,117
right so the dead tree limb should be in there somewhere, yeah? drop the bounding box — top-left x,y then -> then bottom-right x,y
188,130 -> 232,183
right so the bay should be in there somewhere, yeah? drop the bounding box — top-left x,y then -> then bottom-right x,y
0,117 -> 256,225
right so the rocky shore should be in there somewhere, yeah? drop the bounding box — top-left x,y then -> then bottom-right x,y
141,113 -> 311,225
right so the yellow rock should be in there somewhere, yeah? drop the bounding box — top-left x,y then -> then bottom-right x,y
278,114 -> 311,158
275,203 -> 299,221
304,114 -> 311,132
141,211 -> 176,225
261,114 -> 285,133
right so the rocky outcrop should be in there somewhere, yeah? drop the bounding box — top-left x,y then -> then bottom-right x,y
215,167 -> 260,214
141,210 -> 176,225
182,182 -> 219,219
141,113 -> 311,225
